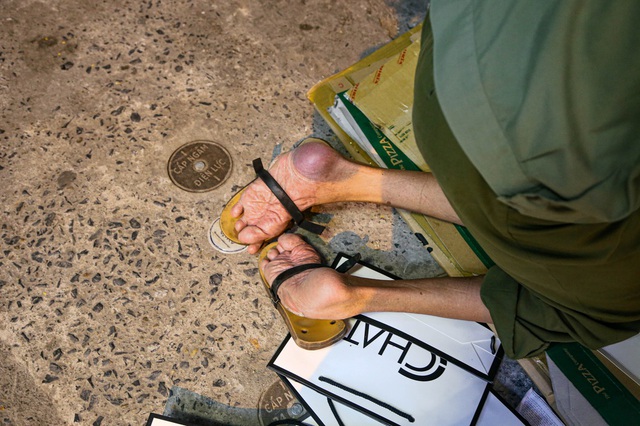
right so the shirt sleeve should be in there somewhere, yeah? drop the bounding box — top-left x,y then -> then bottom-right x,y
481,265 -> 640,360
414,7 -> 640,358
431,0 -> 640,224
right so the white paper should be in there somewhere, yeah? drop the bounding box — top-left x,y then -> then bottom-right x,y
515,388 -> 563,426
328,96 -> 386,168
270,255 -> 508,425
272,335 -> 489,426
338,257 -> 501,379
146,415 -> 190,426
268,256 -> 514,425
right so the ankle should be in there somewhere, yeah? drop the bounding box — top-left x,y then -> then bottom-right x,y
291,141 -> 345,181
291,141 -> 365,204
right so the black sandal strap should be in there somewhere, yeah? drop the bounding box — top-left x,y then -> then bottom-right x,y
269,253 -> 363,305
253,158 -> 326,235
271,264 -> 326,305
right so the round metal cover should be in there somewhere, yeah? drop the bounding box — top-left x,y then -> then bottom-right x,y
168,140 -> 232,192
258,379 -> 309,426
208,217 -> 247,254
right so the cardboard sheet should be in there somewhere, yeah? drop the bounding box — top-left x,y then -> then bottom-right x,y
268,256 -> 511,425
271,334 -> 488,426
334,255 -> 501,380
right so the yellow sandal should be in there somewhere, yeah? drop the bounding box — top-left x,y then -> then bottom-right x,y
219,138 -> 330,244
258,242 -> 347,350
219,188 -> 246,244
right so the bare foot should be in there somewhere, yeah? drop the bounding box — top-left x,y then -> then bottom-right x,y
231,140 -> 355,253
260,234 -> 360,319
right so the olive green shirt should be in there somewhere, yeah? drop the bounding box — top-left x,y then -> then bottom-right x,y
431,0 -> 640,224
413,2 -> 640,358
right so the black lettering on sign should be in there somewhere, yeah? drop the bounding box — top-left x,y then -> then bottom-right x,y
343,318 -> 447,382
400,353 -> 447,382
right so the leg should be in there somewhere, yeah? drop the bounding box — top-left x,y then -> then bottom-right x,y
232,139 -> 462,253
261,233 -> 492,323
259,233 -> 365,319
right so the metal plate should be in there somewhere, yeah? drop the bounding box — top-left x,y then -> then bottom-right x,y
168,140 -> 232,192
208,217 -> 247,254
258,379 -> 309,426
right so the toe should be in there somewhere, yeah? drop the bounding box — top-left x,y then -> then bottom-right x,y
230,201 -> 244,218
233,218 -> 246,232
267,246 -> 280,260
276,233 -> 306,250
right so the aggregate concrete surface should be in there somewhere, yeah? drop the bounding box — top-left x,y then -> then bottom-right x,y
0,1 -> 528,425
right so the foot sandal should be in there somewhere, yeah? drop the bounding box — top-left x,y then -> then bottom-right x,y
258,242 -> 360,350
220,188 -> 246,244
220,139 -> 328,244
252,158 -> 326,235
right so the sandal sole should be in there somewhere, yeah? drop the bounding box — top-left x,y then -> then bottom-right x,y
258,242 -> 347,350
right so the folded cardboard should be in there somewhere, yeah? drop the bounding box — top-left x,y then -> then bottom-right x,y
546,342 -> 640,426
307,23 -> 490,278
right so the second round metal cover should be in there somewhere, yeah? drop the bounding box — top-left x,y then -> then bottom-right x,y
168,140 -> 232,192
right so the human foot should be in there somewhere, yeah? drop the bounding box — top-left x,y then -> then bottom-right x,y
258,236 -> 347,349
260,234 -> 362,320
230,139 -> 356,253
